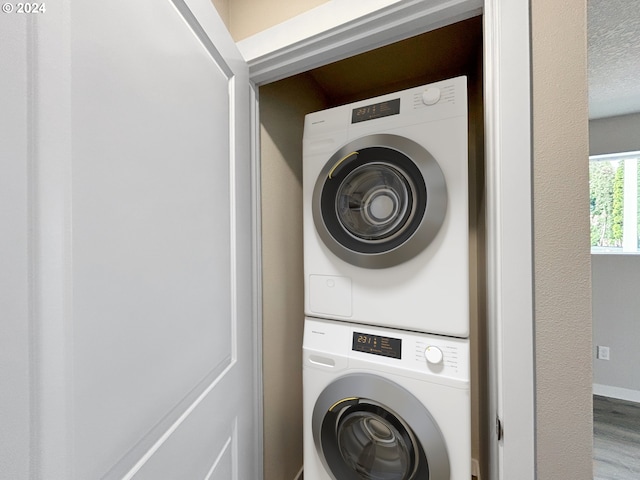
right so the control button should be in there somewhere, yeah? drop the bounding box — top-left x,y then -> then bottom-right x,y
424,346 -> 444,364
422,87 -> 441,106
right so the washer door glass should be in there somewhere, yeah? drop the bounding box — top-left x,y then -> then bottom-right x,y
336,163 -> 415,243
312,134 -> 447,269
311,374 -> 450,480
319,399 -> 429,480
336,404 -> 417,479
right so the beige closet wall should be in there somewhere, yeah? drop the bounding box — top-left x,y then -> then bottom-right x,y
259,76 -> 327,480
210,0 -> 229,26
218,0 -> 330,41
531,0 -> 593,478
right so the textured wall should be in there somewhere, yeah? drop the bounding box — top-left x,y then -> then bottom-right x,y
531,0 -> 593,478
260,76 -> 327,480
588,0 -> 640,119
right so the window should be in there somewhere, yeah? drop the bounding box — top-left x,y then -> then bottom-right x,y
590,152 -> 640,253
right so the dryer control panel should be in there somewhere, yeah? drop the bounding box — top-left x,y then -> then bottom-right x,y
351,98 -> 401,123
304,317 -> 470,384
303,76 -> 467,138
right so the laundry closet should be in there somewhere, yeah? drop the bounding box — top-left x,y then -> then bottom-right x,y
3,0 -> 589,478
258,16 -> 487,480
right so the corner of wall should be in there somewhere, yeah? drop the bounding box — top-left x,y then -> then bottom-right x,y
531,0 -> 593,478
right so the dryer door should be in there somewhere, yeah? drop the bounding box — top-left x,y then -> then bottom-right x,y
312,134 -> 447,269
312,373 -> 450,480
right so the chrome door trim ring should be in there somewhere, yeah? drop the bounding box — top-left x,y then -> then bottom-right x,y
312,134 -> 447,269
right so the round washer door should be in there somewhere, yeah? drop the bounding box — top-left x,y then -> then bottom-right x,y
312,134 -> 447,269
312,373 -> 450,480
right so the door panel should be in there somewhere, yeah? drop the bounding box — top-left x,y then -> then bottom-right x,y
28,0 -> 256,478
122,374 -> 239,480
71,0 -> 234,474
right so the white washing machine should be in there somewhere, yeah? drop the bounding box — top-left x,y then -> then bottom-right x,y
303,77 -> 469,337
303,317 -> 471,480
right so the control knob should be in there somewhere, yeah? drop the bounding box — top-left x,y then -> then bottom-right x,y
424,345 -> 443,365
422,87 -> 441,106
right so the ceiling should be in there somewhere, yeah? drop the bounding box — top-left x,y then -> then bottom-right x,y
588,0 -> 640,119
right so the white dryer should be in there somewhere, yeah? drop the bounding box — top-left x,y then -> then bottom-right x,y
303,77 -> 469,337
303,317 -> 471,480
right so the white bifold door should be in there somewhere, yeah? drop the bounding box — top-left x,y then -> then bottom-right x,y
1,0 -> 258,478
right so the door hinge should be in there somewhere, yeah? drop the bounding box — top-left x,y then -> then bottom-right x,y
496,415 -> 504,441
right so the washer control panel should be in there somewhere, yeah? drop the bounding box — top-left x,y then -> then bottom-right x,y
414,338 -> 464,375
304,317 -> 469,382
413,82 -> 458,110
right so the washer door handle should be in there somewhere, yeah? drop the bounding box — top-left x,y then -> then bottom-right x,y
328,397 -> 359,412
328,151 -> 359,179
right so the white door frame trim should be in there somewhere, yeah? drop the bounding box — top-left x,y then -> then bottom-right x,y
244,1 -> 535,479
483,1 -> 536,479
249,82 -> 265,480
240,0 -> 483,83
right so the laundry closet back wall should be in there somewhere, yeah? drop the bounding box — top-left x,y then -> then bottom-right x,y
259,77 -> 327,480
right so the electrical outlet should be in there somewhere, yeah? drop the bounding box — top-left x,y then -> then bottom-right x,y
597,345 -> 610,360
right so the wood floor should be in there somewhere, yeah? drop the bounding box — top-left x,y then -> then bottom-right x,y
593,395 -> 640,479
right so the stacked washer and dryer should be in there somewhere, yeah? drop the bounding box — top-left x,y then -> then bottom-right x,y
302,76 -> 472,480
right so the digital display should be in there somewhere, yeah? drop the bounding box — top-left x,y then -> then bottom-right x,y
352,332 -> 402,359
351,98 -> 401,124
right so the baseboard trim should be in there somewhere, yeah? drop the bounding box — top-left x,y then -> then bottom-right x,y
593,383 -> 640,403
293,466 -> 304,480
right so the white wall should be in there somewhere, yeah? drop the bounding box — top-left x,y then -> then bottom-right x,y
589,113 -> 640,401
592,255 -> 640,400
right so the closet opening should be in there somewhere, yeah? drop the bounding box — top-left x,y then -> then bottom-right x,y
257,15 -> 488,480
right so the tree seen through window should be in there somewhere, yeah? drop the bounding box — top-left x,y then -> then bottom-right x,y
589,155 -> 640,253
